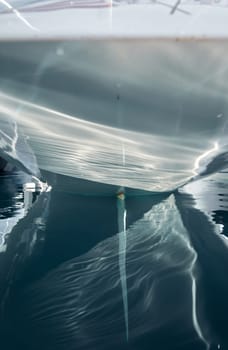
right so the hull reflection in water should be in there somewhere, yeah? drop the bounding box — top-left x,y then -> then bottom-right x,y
6,189 -> 227,350
1,40 -> 228,193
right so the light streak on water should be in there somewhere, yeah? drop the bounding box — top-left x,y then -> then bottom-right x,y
177,217 -> 209,349
117,189 -> 128,341
191,260 -> 210,350
193,141 -> 219,176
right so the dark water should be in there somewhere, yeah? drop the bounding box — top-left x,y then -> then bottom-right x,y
0,169 -> 227,350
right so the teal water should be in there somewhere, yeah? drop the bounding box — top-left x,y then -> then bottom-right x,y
0,169 -> 227,350
0,39 -> 228,350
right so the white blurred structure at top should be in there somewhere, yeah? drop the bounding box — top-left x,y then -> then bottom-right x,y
1,0 -> 228,39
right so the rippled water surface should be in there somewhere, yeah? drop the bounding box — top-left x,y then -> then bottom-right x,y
0,39 -> 228,350
0,171 -> 228,350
